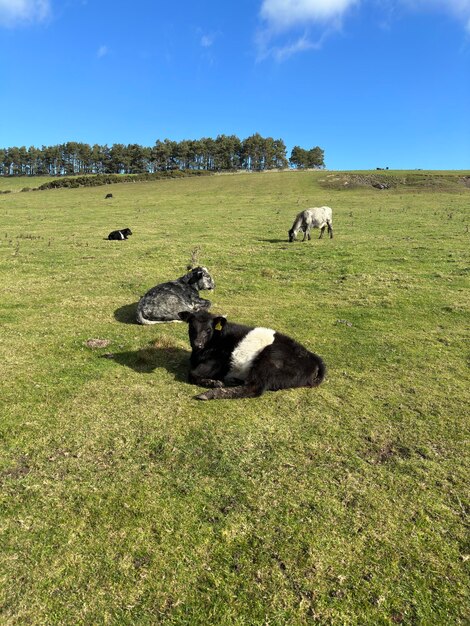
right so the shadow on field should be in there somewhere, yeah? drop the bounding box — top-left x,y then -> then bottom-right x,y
105,344 -> 189,382
114,302 -> 139,324
257,238 -> 289,244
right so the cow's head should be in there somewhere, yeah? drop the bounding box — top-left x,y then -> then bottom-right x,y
187,266 -> 215,291
178,311 -> 226,350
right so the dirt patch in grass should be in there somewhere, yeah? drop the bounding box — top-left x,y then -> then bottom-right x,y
0,456 -> 31,482
320,171 -> 470,192
362,438 -> 414,465
85,338 -> 111,349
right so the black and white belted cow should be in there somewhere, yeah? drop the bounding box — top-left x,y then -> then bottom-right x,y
107,228 -> 132,241
179,310 -> 325,400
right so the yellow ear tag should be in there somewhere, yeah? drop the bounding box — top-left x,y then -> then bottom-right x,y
215,321 -> 223,331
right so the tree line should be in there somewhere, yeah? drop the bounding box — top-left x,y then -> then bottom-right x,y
0,134 -> 324,176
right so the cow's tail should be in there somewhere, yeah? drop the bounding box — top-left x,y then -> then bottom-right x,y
136,309 -> 159,325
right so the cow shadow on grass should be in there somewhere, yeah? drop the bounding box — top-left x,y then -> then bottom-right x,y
114,302 -> 139,325
257,238 -> 288,244
104,343 -> 189,383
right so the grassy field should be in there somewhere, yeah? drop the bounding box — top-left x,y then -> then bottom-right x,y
0,176 -> 55,192
0,170 -> 469,624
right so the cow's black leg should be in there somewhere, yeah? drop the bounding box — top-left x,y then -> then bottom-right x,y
328,224 -> 333,238
188,359 -> 225,388
200,299 -> 212,309
319,226 -> 325,239
190,374 -> 224,388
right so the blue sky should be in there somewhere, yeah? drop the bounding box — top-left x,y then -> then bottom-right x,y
0,0 -> 469,169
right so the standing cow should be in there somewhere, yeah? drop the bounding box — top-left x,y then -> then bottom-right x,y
288,206 -> 333,242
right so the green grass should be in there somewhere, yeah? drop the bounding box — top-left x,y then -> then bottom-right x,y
0,175 -> 56,192
0,170 -> 469,624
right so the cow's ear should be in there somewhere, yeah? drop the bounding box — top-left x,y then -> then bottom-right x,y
213,316 -> 227,332
188,269 -> 203,284
178,311 -> 193,322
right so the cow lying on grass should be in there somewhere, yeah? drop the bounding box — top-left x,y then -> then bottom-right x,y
108,228 -> 132,240
179,310 -> 325,400
137,267 -> 215,324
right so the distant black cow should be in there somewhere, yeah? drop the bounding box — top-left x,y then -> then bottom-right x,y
108,228 -> 132,240
179,310 -> 325,400
105,193 -> 113,199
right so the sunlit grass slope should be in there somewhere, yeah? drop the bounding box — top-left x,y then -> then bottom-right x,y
0,171 -> 469,624
0,175 -> 55,192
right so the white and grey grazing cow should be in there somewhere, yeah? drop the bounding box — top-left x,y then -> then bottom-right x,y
179,310 -> 325,400
136,267 -> 215,324
288,206 -> 333,242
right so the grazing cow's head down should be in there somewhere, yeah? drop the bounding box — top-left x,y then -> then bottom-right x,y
179,310 -> 226,350
288,207 -> 333,242
185,266 -> 215,292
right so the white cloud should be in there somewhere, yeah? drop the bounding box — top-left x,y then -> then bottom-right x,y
259,28 -> 332,60
97,45 -> 109,58
274,34 -> 321,59
201,34 -> 214,48
257,0 -> 470,60
401,0 -> 470,32
0,0 -> 50,27
257,0 -> 356,60
260,0 -> 470,32
260,0 -> 359,31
